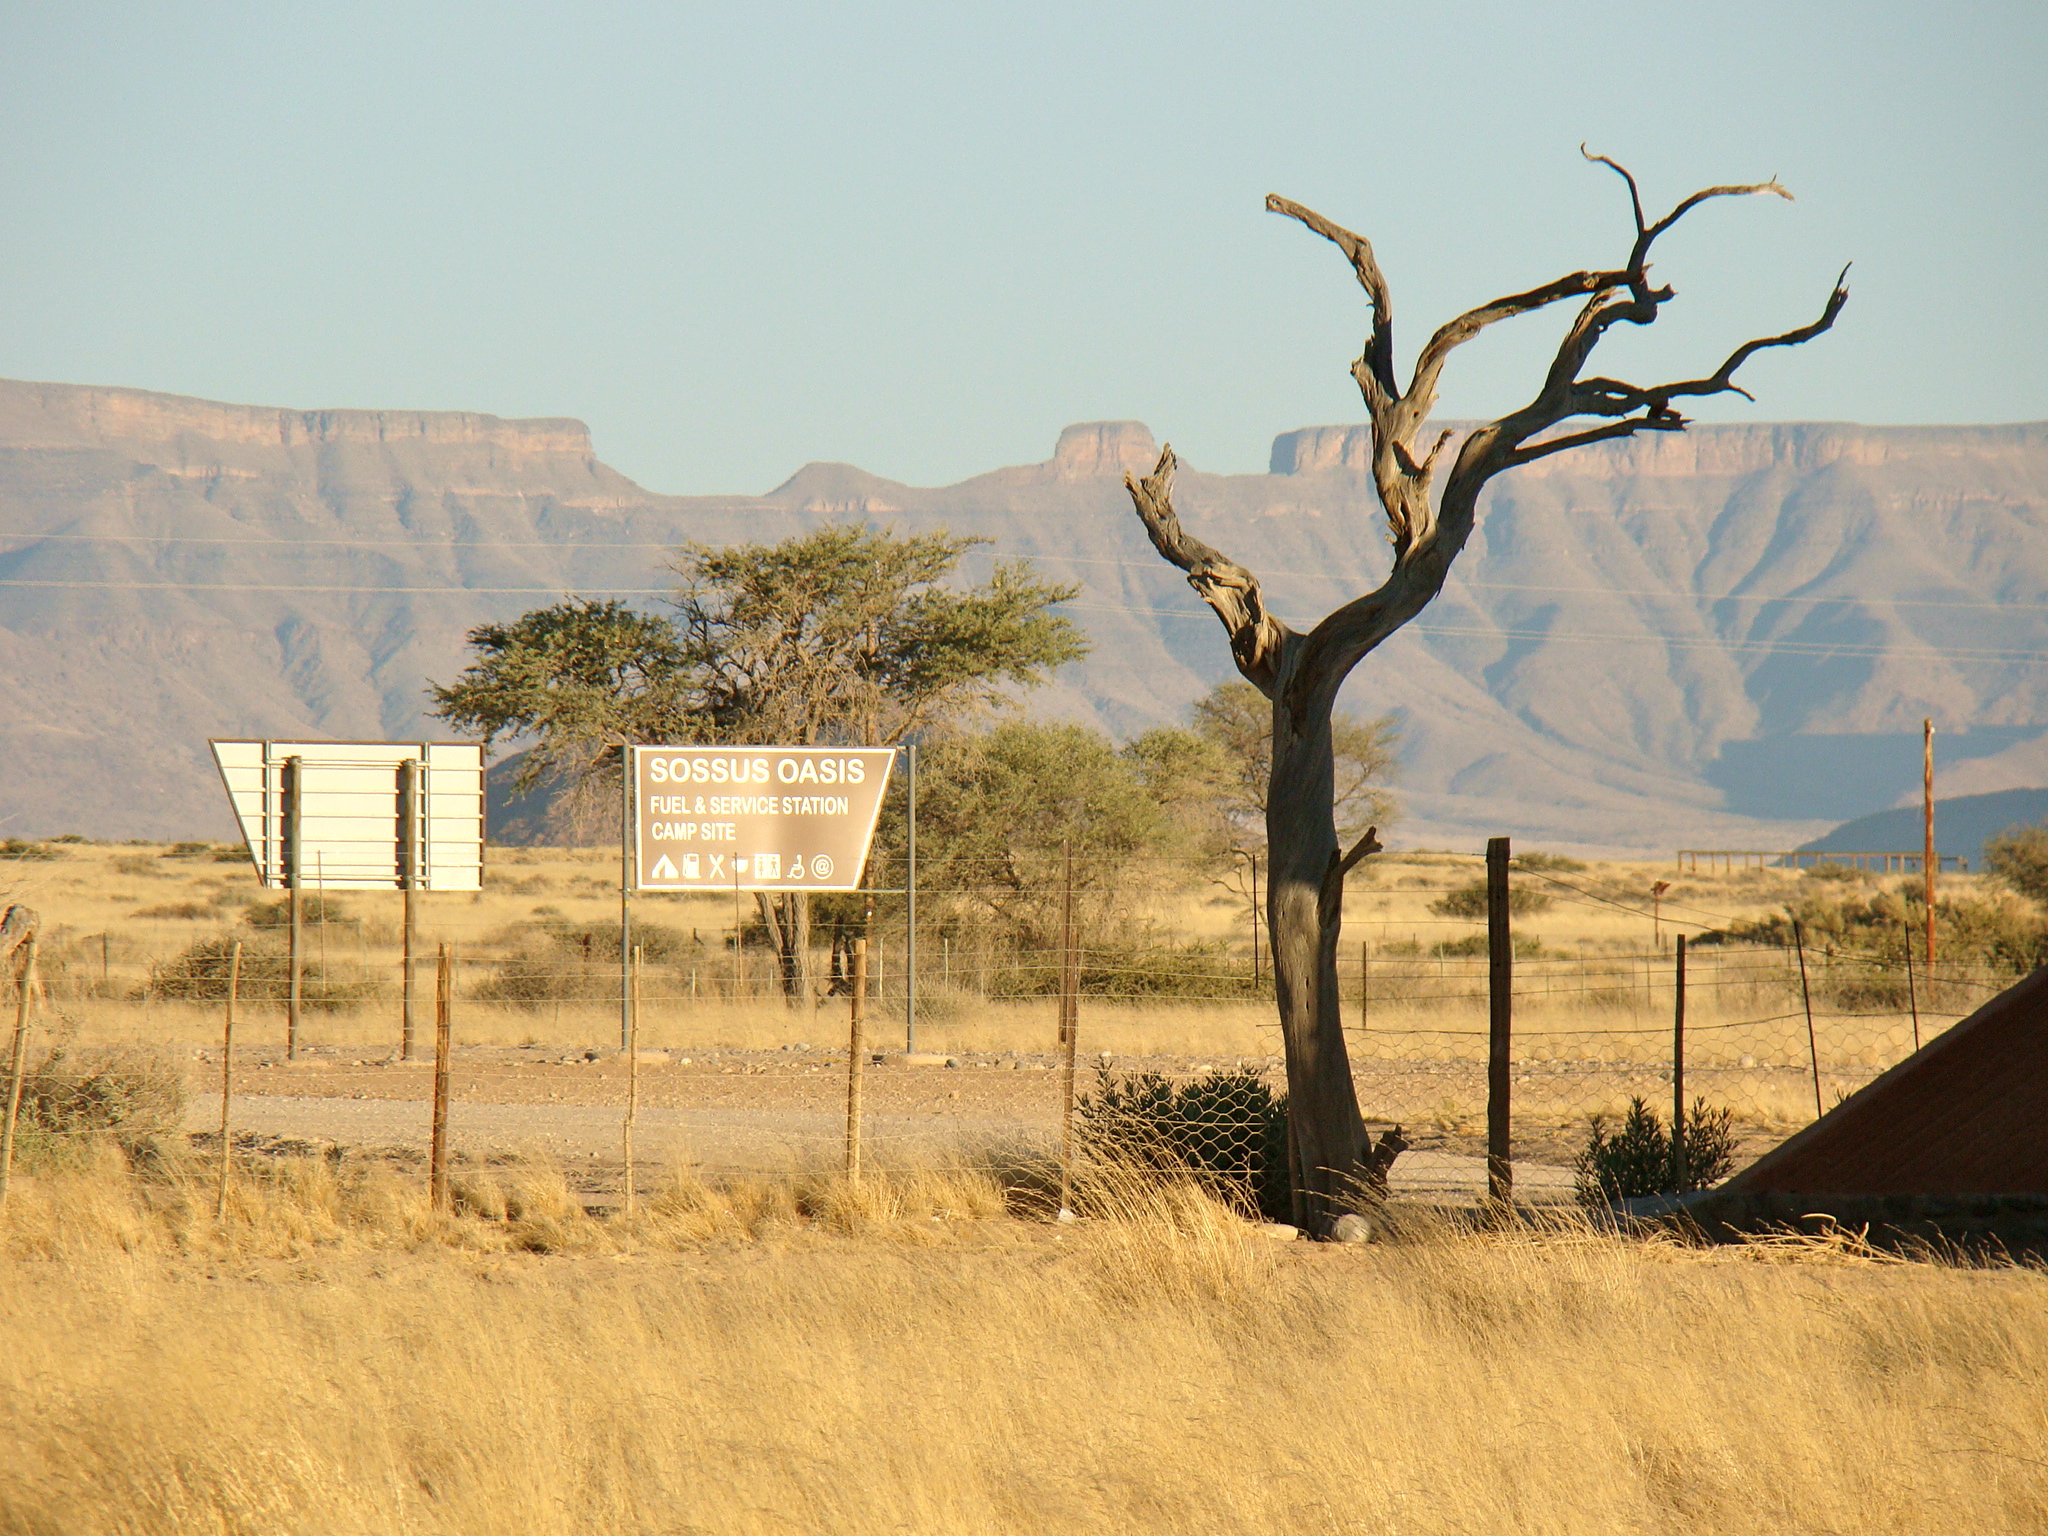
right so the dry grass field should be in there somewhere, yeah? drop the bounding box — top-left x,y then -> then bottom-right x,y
2,843 -> 2042,1532
1,1148 -> 2044,1535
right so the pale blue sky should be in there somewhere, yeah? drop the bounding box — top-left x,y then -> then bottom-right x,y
1,2 -> 2041,493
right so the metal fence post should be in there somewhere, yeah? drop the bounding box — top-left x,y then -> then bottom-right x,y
1485,837 -> 1512,1209
1793,921 -> 1821,1119
285,755 -> 302,1060
400,757 -> 420,1062
905,742 -> 917,1055
624,944 -> 641,1219
1904,924 -> 1922,1052
621,754 -> 635,1052
1058,842 -> 1079,1215
1671,933 -> 1686,1191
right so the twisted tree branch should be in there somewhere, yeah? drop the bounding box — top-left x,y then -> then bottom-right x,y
1123,447 -> 1294,695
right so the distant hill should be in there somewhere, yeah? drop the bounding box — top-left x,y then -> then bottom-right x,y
2,377 -> 2046,853
1801,788 -> 2048,868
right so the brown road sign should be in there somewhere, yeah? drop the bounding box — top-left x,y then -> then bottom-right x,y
631,746 -> 895,892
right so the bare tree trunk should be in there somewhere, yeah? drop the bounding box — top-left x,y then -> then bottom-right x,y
1125,155 -> 1843,1232
757,890 -> 814,1008
1266,688 -> 1366,1225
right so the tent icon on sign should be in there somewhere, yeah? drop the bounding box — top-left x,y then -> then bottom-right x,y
650,854 -> 679,880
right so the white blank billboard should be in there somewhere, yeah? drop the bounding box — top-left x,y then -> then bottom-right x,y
211,740 -> 484,891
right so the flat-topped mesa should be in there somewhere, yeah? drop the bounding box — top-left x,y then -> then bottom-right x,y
1268,419 -> 2048,479
1045,421 -> 1160,480
0,378 -> 594,458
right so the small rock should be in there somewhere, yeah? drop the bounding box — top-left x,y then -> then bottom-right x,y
1257,1223 -> 1301,1242
1327,1213 -> 1374,1244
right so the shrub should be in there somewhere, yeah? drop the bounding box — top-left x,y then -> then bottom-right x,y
8,1043 -> 187,1170
1076,1068 -> 1291,1222
150,934 -> 383,1010
242,895 -> 358,931
1515,851 -> 1586,872
161,841 -> 214,859
1574,1096 -> 1737,1205
1430,932 -> 1546,959
0,839 -> 61,861
472,918 -> 697,1008
1429,880 -> 1552,919
1985,823 -> 2048,904
129,902 -> 217,920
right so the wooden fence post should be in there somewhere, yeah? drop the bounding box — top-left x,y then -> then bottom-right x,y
1485,838 -> 1512,1210
845,938 -> 868,1181
0,938 -> 40,1209
430,943 -> 453,1212
215,939 -> 242,1219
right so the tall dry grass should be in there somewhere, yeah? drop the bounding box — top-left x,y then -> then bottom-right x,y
0,1152 -> 2044,1534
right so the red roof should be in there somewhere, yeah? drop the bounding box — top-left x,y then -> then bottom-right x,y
1724,964 -> 2048,1195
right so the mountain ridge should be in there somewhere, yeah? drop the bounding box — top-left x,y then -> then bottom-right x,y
2,376 -> 2044,853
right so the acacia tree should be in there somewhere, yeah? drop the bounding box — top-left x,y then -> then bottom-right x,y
1125,153 -> 1847,1232
432,525 -> 1085,1003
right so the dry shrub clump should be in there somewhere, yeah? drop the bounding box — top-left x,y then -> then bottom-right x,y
3,1039 -> 186,1173
0,1159 -> 2045,1534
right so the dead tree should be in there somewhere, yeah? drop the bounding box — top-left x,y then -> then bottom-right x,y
1124,152 -> 1847,1233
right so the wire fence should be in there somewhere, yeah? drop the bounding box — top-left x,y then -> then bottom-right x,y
1,844 -> 2017,1212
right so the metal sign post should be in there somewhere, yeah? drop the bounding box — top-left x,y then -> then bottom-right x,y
285,755 -> 302,1060
905,743 -> 917,1054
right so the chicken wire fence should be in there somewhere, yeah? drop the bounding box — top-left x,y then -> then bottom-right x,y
6,847 -> 2014,1203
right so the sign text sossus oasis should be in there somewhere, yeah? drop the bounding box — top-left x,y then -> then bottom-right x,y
630,747 -> 895,892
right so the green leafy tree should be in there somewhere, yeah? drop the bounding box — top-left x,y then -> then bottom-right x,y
430,527 -> 1085,1002
882,720 -> 1191,949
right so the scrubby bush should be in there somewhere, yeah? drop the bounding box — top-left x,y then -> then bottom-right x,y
1801,861 -> 1866,883
1076,1067 -> 1291,1222
242,895 -> 358,931
1574,1096 -> 1737,1205
472,918 -> 698,1008
0,839 -> 61,861
983,936 -> 1259,1001
150,934 -> 383,1010
1515,851 -> 1586,872
1429,932 -> 1547,959
1429,880 -> 1552,919
1709,880 -> 2048,975
1985,823 -> 2048,904
7,1042 -> 186,1170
